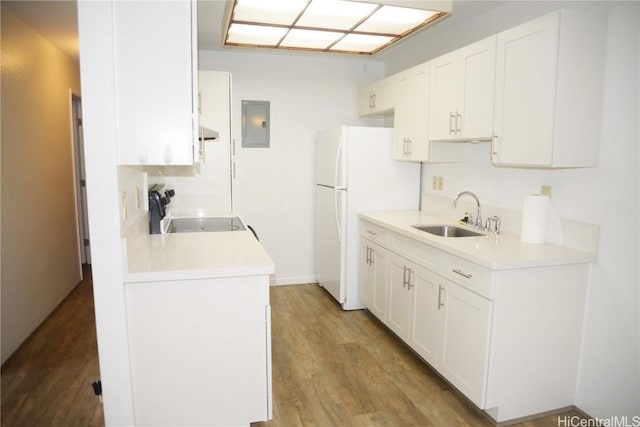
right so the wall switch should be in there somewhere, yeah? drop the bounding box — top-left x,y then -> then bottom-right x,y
541,185 -> 552,197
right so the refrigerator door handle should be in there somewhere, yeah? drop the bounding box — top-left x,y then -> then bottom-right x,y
334,190 -> 342,242
333,136 -> 345,190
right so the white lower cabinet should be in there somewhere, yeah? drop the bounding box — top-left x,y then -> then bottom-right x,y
125,275 -> 272,426
387,252 -> 491,407
360,239 -> 388,321
406,261 -> 440,367
438,278 -> 492,407
359,219 -> 589,422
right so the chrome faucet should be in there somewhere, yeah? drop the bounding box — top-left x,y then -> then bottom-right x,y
453,191 -> 482,229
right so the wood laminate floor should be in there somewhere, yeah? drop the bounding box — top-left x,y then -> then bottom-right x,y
2,271 -> 583,426
1,266 -> 104,426
253,284 -> 583,427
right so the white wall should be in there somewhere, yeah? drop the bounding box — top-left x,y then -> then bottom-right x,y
1,7 -> 82,363
199,50 -> 385,285
385,1 -> 639,419
77,2 -> 135,424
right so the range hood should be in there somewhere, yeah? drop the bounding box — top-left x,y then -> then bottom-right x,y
199,126 -> 219,141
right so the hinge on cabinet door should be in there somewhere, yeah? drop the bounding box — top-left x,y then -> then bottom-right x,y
77,118 -> 82,126
84,239 -> 90,247
80,179 -> 86,187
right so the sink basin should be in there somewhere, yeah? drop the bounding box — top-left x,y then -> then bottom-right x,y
412,224 -> 485,238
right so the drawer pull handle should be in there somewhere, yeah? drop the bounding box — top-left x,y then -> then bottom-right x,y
367,230 -> 377,236
452,269 -> 472,279
438,285 -> 444,309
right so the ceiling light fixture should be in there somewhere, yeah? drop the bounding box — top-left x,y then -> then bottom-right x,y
223,0 -> 451,55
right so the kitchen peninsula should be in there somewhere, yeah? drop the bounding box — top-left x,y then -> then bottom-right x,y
122,220 -> 275,426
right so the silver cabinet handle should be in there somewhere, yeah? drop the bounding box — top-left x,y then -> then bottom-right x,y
491,134 -> 499,162
452,268 -> 472,279
449,112 -> 455,134
407,269 -> 414,290
366,246 -> 371,265
438,285 -> 444,309
366,230 -> 377,237
406,138 -> 412,156
402,266 -> 407,288
456,112 -> 462,133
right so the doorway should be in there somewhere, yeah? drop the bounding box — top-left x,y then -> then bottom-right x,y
72,95 -> 91,266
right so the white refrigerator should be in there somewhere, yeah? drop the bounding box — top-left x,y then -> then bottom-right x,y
314,126 -> 420,310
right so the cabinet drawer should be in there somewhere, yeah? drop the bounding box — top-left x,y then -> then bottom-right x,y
442,255 -> 494,299
391,234 -> 442,273
360,220 -> 390,247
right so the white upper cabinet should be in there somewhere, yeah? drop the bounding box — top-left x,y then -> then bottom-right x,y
358,76 -> 394,117
393,63 -> 430,162
429,36 -> 496,142
114,1 -> 197,166
492,10 -> 607,167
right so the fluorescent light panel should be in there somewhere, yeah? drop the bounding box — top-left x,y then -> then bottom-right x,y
224,0 -> 450,55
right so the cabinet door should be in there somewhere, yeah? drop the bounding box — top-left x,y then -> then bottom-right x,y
358,83 -> 375,117
395,64 -> 430,162
429,51 -> 459,140
197,71 -> 233,211
393,72 -> 413,160
370,243 -> 389,321
114,1 -> 194,165
358,78 -> 394,117
438,280 -> 493,408
408,264 -> 440,366
360,240 -> 375,311
492,12 -> 560,166
387,254 -> 412,341
457,36 -> 496,140
375,78 -> 395,113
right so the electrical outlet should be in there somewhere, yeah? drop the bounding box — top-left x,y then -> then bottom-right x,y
541,185 -> 552,197
438,176 -> 444,191
432,176 -> 438,190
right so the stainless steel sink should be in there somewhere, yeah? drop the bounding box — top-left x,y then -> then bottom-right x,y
412,224 -> 485,238
167,217 -> 246,233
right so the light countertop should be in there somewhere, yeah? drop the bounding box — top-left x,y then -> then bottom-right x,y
360,211 -> 595,270
124,229 -> 275,283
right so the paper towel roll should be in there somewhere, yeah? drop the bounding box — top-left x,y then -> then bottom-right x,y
521,194 -> 549,244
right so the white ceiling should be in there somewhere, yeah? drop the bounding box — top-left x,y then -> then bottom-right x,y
3,0 -> 506,63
